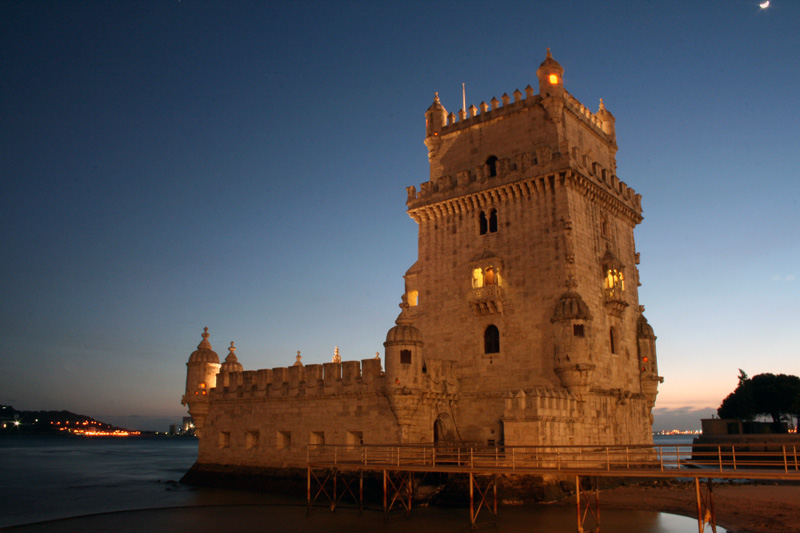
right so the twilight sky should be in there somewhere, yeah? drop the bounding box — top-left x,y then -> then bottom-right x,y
1,1 -> 797,432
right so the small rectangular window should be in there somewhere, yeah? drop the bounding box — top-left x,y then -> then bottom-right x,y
219,431 -> 231,449
277,430 -> 291,450
573,324 -> 585,337
408,290 -> 419,306
400,350 -> 412,364
347,430 -> 363,447
245,430 -> 259,450
310,431 -> 325,446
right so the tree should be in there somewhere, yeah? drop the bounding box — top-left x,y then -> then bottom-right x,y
717,370 -> 754,421
718,371 -> 800,433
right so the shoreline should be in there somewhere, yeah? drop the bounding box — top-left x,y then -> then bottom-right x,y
551,480 -> 800,533
5,481 -> 798,532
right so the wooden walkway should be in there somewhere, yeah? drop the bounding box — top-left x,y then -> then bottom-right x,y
306,442 -> 800,532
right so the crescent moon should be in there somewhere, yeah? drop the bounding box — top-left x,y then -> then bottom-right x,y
759,1 -> 770,8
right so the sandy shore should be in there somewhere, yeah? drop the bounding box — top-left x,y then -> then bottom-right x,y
552,480 -> 800,533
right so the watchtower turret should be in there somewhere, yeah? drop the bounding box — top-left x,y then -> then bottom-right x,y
550,287 -> 595,399
384,298 -> 425,441
182,327 -> 220,436
384,299 -> 424,388
536,48 -> 565,99
637,313 -> 663,423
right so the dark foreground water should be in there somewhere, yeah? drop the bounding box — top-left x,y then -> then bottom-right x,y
0,435 -> 723,532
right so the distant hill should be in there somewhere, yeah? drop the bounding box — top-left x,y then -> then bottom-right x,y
0,405 -> 133,435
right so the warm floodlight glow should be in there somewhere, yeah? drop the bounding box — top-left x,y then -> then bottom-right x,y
408,290 -> 419,306
472,268 -> 484,288
549,74 -> 558,84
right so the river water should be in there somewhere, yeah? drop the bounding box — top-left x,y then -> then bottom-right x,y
0,435 -> 723,531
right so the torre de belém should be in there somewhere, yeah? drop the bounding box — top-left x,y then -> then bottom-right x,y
182,50 -> 663,473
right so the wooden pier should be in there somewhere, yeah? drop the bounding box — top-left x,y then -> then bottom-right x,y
307,442 -> 800,532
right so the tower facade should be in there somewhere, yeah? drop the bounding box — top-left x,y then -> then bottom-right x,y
181,52 -> 662,475
402,50 -> 661,446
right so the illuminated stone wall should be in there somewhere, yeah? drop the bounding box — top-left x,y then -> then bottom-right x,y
183,51 -> 662,470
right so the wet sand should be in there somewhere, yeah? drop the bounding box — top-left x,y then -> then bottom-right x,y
553,480 -> 800,533
2,502 -> 712,532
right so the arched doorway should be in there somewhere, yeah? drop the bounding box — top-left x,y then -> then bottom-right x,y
433,413 -> 456,443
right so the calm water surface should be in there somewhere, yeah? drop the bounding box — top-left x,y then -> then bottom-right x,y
0,435 -> 722,531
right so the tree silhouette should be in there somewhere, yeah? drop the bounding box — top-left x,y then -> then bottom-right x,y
717,371 -> 800,433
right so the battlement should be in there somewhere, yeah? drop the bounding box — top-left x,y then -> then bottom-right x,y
503,387 -> 579,421
433,87 -> 608,140
436,85 -> 540,136
210,356 -> 460,400
212,358 -> 386,400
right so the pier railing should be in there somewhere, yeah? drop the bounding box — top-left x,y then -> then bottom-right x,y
307,442 -> 800,532
307,442 -> 800,479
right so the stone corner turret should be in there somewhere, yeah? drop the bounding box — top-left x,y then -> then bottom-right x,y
183,327 -> 221,437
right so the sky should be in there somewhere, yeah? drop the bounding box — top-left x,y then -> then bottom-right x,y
1,1 -> 797,432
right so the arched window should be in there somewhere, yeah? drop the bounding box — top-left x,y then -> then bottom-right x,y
604,268 -> 625,299
479,211 -> 488,235
489,209 -> 498,233
472,267 -> 484,288
484,266 -> 497,286
486,155 -> 498,177
484,325 -> 500,354
609,327 -> 617,354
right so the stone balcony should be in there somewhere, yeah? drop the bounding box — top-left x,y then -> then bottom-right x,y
469,285 -> 503,315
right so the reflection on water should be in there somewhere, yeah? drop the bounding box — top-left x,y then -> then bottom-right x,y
0,435 -> 724,532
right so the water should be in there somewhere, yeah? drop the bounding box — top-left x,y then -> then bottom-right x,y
0,435 -> 721,531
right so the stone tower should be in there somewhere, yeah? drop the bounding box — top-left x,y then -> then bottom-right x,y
181,327 -> 221,437
402,50 -> 662,446
179,53 -> 663,476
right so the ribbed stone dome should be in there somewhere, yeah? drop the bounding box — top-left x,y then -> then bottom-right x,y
538,48 -> 563,74
220,341 -> 243,372
637,314 -> 656,339
551,291 -> 592,322
188,327 -> 220,364
426,92 -> 446,114
385,323 -> 422,344
385,300 -> 423,346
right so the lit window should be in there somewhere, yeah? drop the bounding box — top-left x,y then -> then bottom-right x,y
549,74 -> 558,84
484,325 -> 500,354
472,268 -> 484,288
484,266 -> 497,286
604,268 -> 625,299
408,290 -> 419,306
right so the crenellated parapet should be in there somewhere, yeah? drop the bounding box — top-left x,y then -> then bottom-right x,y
503,388 -> 580,422
211,357 -> 386,400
